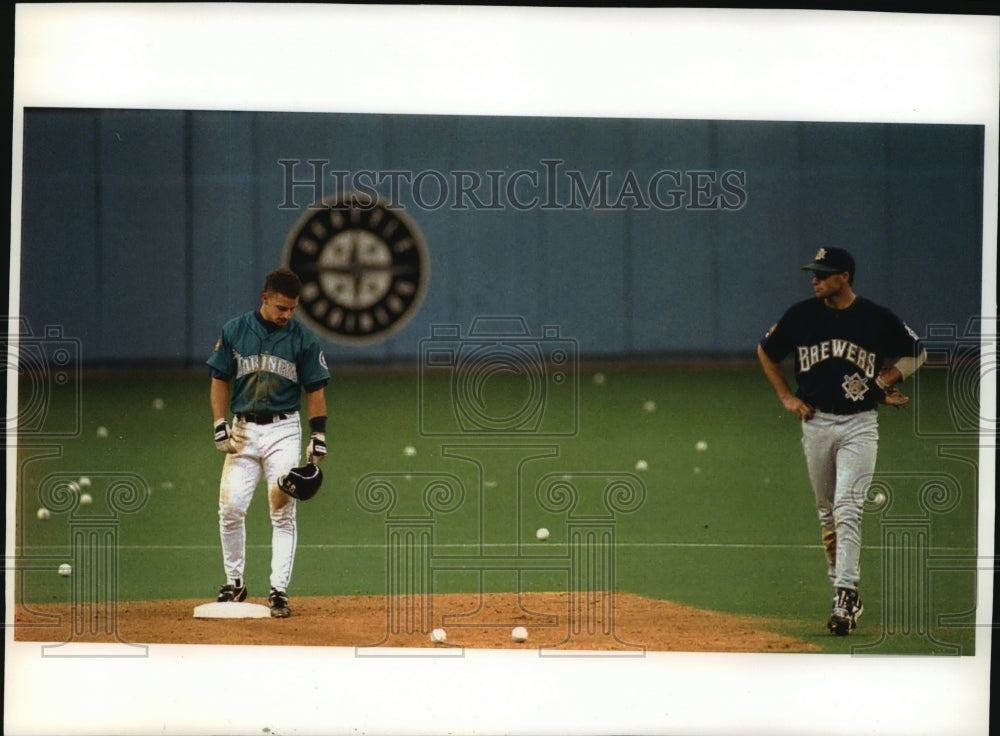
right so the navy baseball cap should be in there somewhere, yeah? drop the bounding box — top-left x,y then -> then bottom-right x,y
801,247 -> 855,276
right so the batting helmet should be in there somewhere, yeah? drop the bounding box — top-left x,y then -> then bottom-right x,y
277,462 -> 323,501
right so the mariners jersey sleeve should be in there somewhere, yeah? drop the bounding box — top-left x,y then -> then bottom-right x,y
206,323 -> 236,378
297,329 -> 331,389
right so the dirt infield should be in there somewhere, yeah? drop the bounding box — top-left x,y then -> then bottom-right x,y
14,591 -> 818,653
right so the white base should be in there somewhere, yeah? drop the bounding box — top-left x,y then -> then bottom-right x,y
193,601 -> 271,619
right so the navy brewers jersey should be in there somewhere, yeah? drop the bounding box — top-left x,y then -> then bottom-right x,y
759,296 -> 921,414
207,311 -> 330,415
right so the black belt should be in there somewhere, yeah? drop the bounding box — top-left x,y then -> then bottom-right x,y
236,412 -> 289,425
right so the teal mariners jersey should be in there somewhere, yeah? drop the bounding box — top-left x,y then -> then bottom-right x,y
207,311 -> 330,415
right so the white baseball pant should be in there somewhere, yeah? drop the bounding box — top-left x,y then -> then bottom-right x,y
218,413 -> 301,593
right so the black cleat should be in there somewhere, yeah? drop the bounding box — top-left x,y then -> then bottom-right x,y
827,587 -> 859,636
217,580 -> 248,602
268,588 -> 291,618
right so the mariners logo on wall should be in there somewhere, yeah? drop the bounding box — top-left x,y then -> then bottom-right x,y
283,193 -> 429,345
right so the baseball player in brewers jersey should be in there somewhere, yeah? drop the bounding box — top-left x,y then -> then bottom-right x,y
207,268 -> 330,617
757,248 -> 925,635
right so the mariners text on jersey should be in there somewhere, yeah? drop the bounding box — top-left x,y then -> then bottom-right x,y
234,352 -> 299,383
797,339 -> 877,377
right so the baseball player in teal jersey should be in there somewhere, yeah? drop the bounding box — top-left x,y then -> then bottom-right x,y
207,268 -> 330,617
757,248 -> 925,635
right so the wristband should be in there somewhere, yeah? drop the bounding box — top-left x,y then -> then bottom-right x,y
309,416 -> 327,433
875,376 -> 891,392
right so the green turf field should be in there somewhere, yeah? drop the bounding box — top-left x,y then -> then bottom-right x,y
13,364 -> 981,655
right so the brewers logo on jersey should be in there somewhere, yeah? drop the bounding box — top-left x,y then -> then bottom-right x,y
282,192 -> 429,346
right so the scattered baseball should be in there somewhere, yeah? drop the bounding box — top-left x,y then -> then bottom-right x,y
430,627 -> 447,644
635,459 -> 648,471
96,426 -> 109,438
593,372 -> 606,385
79,493 -> 93,505
643,400 -> 656,413
37,507 -> 51,521
695,440 -> 708,452
152,398 -> 165,410
58,563 -> 72,577
873,491 -> 887,504
78,476 -> 91,488
403,445 -> 416,457
67,480 -> 81,494
536,527 -> 549,541
511,626 -> 529,643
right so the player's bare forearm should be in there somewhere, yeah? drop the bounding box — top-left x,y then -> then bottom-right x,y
305,387 -> 327,420
757,344 -> 814,419
210,377 -> 230,420
757,344 -> 794,400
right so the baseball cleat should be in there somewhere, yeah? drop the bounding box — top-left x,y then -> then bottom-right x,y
217,580 -> 248,602
268,588 -> 291,618
850,594 -> 863,630
827,587 -> 859,636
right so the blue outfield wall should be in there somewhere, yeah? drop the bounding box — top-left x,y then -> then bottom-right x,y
17,109 -> 985,367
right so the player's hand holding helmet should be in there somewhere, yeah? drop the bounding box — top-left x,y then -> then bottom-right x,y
214,418 -> 241,453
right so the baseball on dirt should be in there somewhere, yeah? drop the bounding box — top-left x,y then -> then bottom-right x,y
695,440 -> 709,452
36,507 -> 51,520
535,527 -> 549,541
511,626 -> 529,643
430,627 -> 447,644
58,563 -> 72,577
